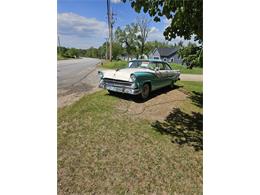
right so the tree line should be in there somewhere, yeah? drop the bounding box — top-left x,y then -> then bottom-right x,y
57,40 -> 181,60
58,42 -> 202,67
57,41 -> 202,67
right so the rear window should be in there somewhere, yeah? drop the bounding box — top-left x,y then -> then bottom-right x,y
129,61 -> 149,68
128,61 -> 156,70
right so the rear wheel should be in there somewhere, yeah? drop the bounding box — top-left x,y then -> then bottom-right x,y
140,83 -> 150,100
169,80 -> 175,89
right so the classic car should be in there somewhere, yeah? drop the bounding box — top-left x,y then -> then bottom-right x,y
98,59 -> 180,99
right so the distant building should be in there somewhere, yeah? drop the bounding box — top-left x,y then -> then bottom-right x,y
148,47 -> 182,64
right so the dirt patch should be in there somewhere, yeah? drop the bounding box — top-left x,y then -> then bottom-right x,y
58,63 -> 103,108
58,84 -> 101,108
115,88 -> 188,121
58,83 -> 94,97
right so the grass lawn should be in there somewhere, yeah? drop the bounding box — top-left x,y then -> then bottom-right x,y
57,54 -> 71,60
58,81 -> 203,194
176,80 -> 203,93
101,60 -> 128,69
170,63 -> 203,75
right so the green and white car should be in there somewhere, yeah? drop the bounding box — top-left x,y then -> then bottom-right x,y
98,59 -> 180,100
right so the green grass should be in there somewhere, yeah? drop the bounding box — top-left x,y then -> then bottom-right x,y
170,63 -> 203,74
102,60 -> 128,69
57,54 -> 71,60
176,80 -> 203,93
58,82 -> 203,194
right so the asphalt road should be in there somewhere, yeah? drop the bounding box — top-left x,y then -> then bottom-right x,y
58,57 -> 101,93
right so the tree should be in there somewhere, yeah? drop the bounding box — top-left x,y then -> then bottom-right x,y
111,42 -> 124,60
57,46 -> 68,57
123,0 -> 202,43
178,43 -> 203,68
115,23 -> 139,60
98,43 -> 107,59
96,41 -> 125,60
85,47 -> 99,58
136,16 -> 150,57
64,48 -> 79,58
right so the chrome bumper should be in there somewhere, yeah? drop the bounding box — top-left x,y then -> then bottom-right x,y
99,80 -> 141,95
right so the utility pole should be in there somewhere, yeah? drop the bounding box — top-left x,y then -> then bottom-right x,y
105,38 -> 108,60
107,0 -> 115,61
58,35 -> 61,53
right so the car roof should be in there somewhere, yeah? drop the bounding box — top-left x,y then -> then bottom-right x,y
129,59 -> 166,63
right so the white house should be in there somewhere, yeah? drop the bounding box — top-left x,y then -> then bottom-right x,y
148,47 -> 183,64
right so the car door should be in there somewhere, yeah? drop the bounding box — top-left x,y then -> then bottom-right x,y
148,62 -> 162,90
164,62 -> 179,80
155,62 -> 170,87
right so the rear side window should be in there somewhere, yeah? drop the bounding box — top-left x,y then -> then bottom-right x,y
149,62 -> 156,70
156,62 -> 166,70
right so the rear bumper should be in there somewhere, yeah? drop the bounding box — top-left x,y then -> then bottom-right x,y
99,80 -> 141,95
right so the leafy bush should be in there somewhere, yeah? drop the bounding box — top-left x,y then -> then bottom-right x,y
170,63 -> 203,74
178,43 -> 203,68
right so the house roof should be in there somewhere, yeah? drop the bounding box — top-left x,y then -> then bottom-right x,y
157,47 -> 178,57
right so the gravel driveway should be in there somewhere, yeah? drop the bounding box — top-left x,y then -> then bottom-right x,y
180,74 -> 203,81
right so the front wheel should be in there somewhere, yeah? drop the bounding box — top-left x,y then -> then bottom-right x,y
140,83 -> 150,100
108,90 -> 116,95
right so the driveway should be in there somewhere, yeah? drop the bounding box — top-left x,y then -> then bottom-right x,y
180,74 -> 203,82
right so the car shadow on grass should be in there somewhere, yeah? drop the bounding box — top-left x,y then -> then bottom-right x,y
151,91 -> 203,151
105,85 -> 183,103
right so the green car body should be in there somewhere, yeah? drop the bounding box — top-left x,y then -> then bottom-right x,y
98,59 -> 180,99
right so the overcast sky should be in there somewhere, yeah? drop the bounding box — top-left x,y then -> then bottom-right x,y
57,0 -> 195,49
